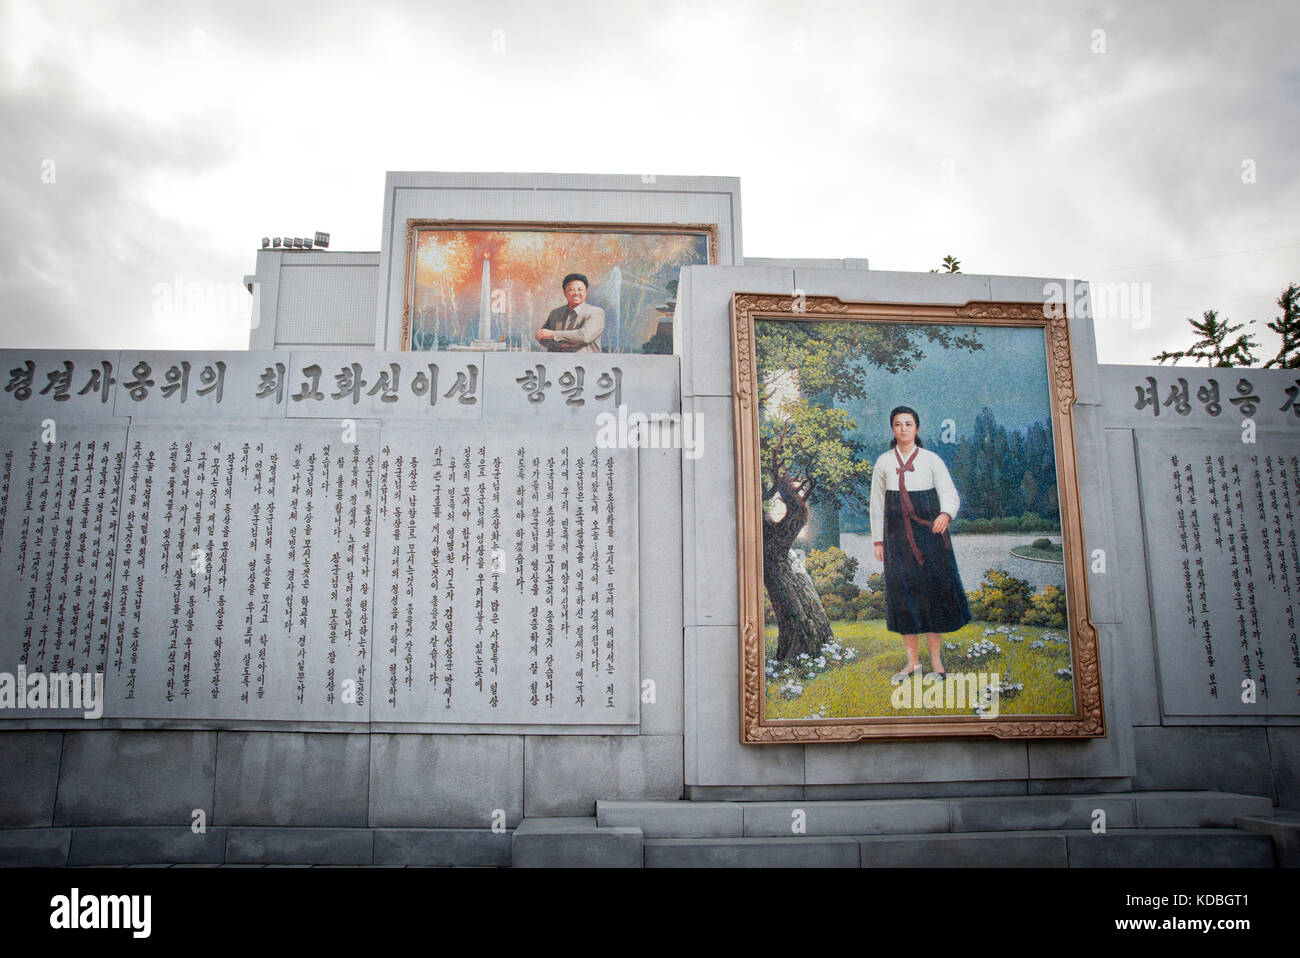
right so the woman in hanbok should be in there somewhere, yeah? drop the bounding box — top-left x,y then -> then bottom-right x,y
869,406 -> 972,683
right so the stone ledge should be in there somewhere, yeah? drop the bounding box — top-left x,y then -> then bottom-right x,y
1065,828 -> 1276,867
1236,811 -> 1300,868
951,795 -> 1136,832
644,836 -> 860,868
597,800 -> 742,838
511,817 -> 643,868
0,828 -> 71,867
373,828 -> 512,867
743,800 -> 949,837
858,830 -> 1067,868
225,827 -> 375,865
69,826 -> 227,865
1131,791 -> 1273,828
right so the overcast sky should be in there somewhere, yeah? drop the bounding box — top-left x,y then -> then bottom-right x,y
1,0 -> 1296,364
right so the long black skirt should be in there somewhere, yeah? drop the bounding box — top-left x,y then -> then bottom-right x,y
882,488 -> 972,635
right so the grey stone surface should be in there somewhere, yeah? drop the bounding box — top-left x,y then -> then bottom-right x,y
105,420 -> 379,723
791,267 -> 992,313
511,816 -> 642,868
54,731 -> 216,826
1065,829 -> 1275,867
375,172 -> 743,353
0,732 -> 61,826
1236,811 -> 1300,867
1025,624 -> 1135,781
225,827 -> 374,864
638,445 -> 684,735
214,732 -> 369,826
373,828 -> 512,866
596,800 -> 742,838
523,734 -> 682,817
264,250 -> 380,350
0,349 -> 123,419
68,826 -> 227,865
684,396 -> 737,627
369,424 -> 640,726
1026,777 -> 1134,795
677,264 -> 793,398
644,836 -> 859,868
246,249 -> 281,352
1072,403 -> 1119,625
1132,726 -> 1273,796
1268,727 -> 1300,807
686,785 -> 806,801
1134,430 -> 1300,718
858,831 -> 1067,868
950,795 -> 1135,832
0,420 -> 127,712
679,395 -> 699,632
1101,364 -> 1300,431
1132,791 -> 1273,828
805,780 -> 1029,800
113,350 -> 293,419
803,738 -> 1029,786
745,257 -> 869,270
482,352 -> 679,421
1104,427 -> 1162,726
284,351 -> 484,420
743,800 -> 949,837
0,827 -> 70,866
688,626 -> 804,787
369,734 -> 524,828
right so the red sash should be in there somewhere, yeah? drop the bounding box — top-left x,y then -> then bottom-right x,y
895,447 -> 952,565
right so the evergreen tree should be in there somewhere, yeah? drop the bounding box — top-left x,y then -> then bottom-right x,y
1264,282 -> 1300,369
1153,309 -> 1259,367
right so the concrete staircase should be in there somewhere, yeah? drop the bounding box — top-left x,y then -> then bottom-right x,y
4,791 -> 1293,866
511,792 -> 1293,867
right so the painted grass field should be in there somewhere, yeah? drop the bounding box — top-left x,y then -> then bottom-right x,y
764,620 -> 1076,720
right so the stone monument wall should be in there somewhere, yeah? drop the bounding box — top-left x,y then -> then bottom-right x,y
0,348 -> 687,833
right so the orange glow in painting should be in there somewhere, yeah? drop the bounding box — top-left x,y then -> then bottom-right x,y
410,228 -> 708,352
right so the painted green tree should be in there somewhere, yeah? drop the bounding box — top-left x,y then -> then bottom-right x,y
758,320 -> 982,661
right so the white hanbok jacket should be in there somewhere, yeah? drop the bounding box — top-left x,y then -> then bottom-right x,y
869,446 -> 960,544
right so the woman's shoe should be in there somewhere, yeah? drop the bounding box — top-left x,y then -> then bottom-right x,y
926,670 -> 948,681
890,664 -> 923,685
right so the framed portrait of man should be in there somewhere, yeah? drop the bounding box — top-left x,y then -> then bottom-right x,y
730,294 -> 1105,743
401,221 -> 716,354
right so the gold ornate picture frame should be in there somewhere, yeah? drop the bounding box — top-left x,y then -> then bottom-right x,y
731,294 -> 1104,743
401,220 -> 717,353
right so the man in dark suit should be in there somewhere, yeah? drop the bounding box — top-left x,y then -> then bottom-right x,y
535,273 -> 605,353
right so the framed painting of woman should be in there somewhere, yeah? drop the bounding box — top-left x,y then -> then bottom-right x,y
729,293 -> 1105,743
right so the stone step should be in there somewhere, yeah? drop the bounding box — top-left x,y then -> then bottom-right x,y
0,825 -> 513,867
511,817 -> 642,868
645,829 -> 1276,868
1235,811 -> 1300,867
599,791 -> 1274,838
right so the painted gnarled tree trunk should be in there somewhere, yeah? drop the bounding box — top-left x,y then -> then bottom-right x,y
763,476 -> 833,662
